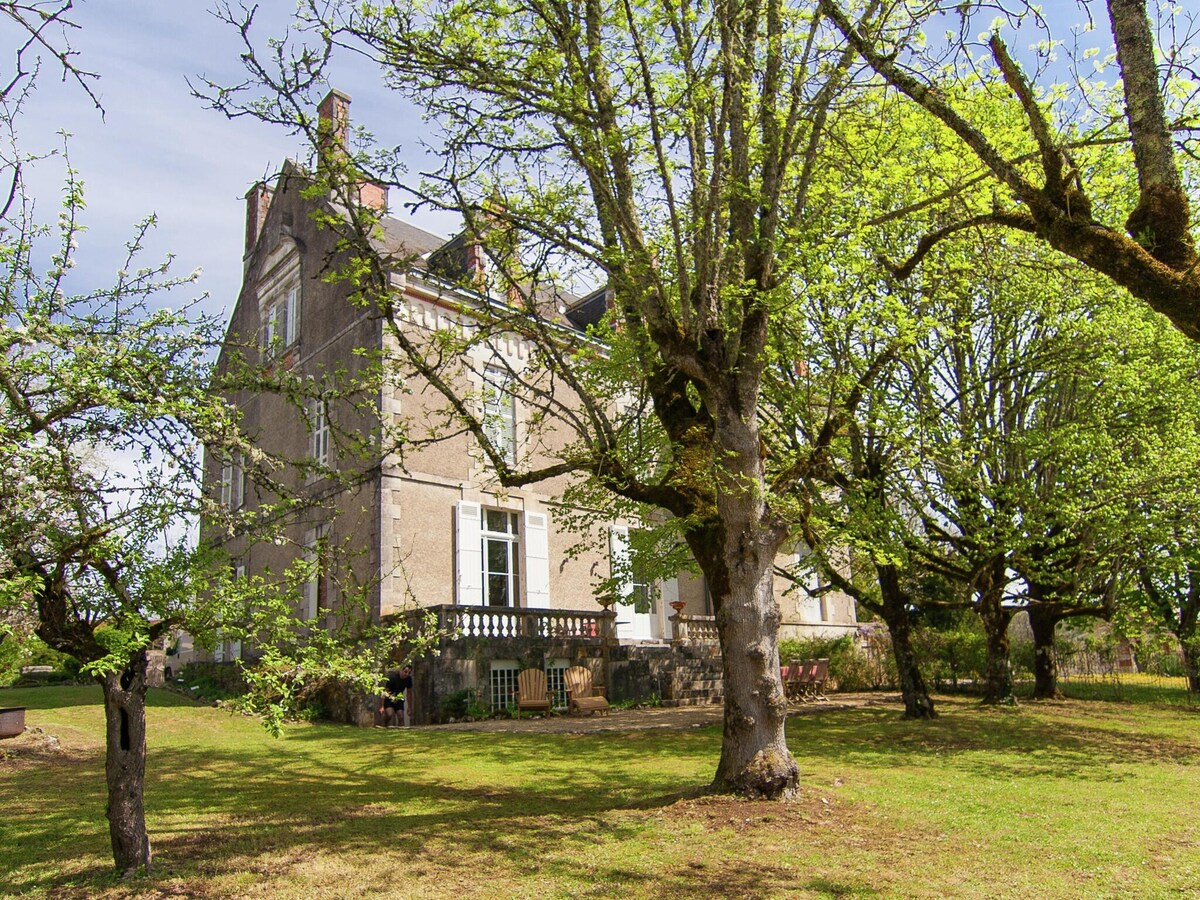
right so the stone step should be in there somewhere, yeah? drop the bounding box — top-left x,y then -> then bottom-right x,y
661,696 -> 722,707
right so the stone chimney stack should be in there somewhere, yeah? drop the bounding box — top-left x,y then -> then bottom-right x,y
317,87 -> 352,159
316,88 -> 388,213
244,181 -> 273,258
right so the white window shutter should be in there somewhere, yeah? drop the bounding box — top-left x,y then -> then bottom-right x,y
609,525 -> 632,599
524,511 -> 550,609
266,301 -> 279,349
220,458 -> 232,507
799,590 -> 821,623
456,501 -> 484,605
230,451 -> 244,510
308,399 -> 329,466
285,286 -> 300,345
301,528 -> 318,619
308,399 -> 317,458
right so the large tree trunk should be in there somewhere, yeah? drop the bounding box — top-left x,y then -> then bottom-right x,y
1108,0 -> 1195,268
686,408 -> 797,800
99,651 -> 152,876
1180,569 -> 1200,694
977,589 -> 1015,704
706,555 -> 797,799
1181,641 -> 1200,694
1026,605 -> 1062,700
877,567 -> 935,719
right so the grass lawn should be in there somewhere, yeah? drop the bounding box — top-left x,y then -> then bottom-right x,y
2,686 -> 1199,898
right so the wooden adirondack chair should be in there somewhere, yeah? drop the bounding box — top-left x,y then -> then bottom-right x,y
563,665 -> 610,716
514,668 -> 553,718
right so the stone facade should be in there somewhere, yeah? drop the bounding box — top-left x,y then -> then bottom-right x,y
202,90 -> 858,720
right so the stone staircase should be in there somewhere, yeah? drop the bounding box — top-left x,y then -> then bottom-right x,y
662,647 -> 723,707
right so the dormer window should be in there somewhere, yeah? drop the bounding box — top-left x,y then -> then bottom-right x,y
262,285 -> 299,357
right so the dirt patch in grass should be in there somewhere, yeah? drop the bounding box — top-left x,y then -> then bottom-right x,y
657,790 -> 837,833
0,728 -> 100,769
642,788 -> 907,899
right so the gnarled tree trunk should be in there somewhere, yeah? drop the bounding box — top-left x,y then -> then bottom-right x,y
877,566 -> 935,719
977,586 -> 1015,704
1181,641 -> 1200,694
687,410 -> 797,800
1026,605 -> 1062,700
99,651 -> 152,876
706,555 -> 797,799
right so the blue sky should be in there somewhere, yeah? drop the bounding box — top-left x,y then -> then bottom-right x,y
3,1 -> 1131,326
6,0 -> 455,324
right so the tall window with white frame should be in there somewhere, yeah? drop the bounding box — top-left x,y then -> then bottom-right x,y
309,397 -> 331,472
219,450 -> 245,510
795,543 -> 825,622
215,560 -> 246,663
489,661 -> 519,711
228,561 -> 245,660
303,523 -> 330,621
261,284 -> 299,359
482,365 -> 516,465
630,546 -> 655,616
481,509 -> 520,607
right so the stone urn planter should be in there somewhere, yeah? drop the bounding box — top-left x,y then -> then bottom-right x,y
669,601 -> 687,615
0,707 -> 26,738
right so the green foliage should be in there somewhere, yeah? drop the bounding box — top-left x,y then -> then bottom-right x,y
1009,637 -> 1035,681
0,634 -> 82,687
0,635 -> 22,686
213,564 -> 445,736
1128,632 -> 1189,679
0,126 -> 245,677
173,662 -> 247,703
913,615 -> 989,691
778,634 -> 891,692
439,688 -> 476,721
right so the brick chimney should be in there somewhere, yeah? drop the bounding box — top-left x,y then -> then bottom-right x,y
358,180 -> 388,212
465,241 -> 488,289
244,181 -> 273,257
317,87 -> 352,158
316,88 -> 387,212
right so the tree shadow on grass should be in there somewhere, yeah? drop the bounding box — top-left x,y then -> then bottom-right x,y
0,684 -> 201,711
787,697 -> 1200,779
11,696 -> 1196,897
1,725 -> 721,897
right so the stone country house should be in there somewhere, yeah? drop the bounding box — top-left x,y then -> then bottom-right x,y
201,90 -> 857,725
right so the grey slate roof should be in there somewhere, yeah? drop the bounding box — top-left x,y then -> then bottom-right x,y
377,216 -> 447,262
